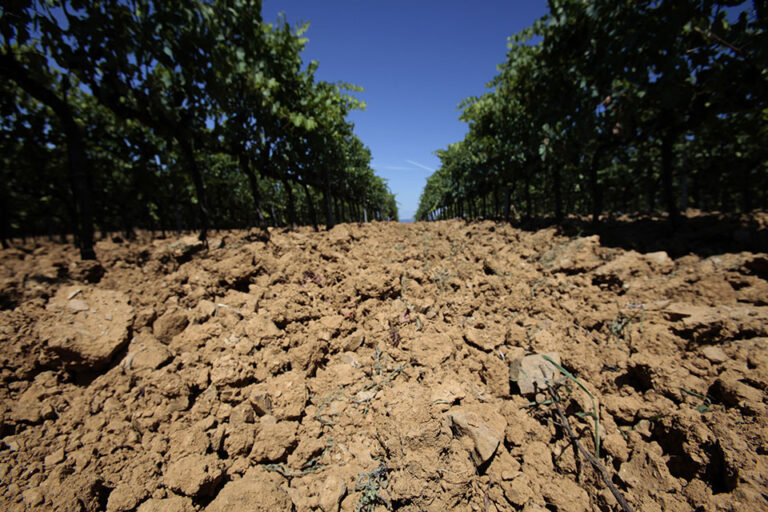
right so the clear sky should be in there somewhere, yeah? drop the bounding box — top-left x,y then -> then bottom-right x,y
261,1 -> 549,220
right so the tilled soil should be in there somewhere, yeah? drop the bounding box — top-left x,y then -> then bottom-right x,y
1,219 -> 767,512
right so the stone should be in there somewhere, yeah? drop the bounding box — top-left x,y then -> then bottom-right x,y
44,447 -> 65,467
40,286 -> 134,373
153,307 -> 189,343
319,475 -> 347,512
170,236 -> 205,260
319,314 -> 344,333
541,477 -> 590,512
502,473 -> 534,507
464,328 -> 498,352
539,235 -> 602,274
249,415 -> 299,463
711,374 -> 764,412
210,354 -> 254,387
167,427 -> 210,459
126,333 -> 172,371
23,487 -> 45,507
163,454 -> 224,498
68,260 -> 105,283
242,314 -> 282,341
701,346 -> 728,364
248,371 -> 307,420
223,425 -> 256,456
205,477 -> 292,512
107,484 -> 149,512
445,410 -> 503,466
137,496 -> 195,512
645,251 -> 673,269
509,352 -> 562,396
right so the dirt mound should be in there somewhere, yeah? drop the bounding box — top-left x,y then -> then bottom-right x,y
1,220 -> 766,511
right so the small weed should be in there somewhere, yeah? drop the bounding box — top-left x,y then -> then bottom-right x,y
355,462 -> 391,512
608,303 -> 645,351
677,387 -> 713,413
316,388 -> 349,426
530,278 -> 547,298
314,351 -> 407,421
542,355 -> 601,459
264,439 -> 334,477
431,267 -> 451,292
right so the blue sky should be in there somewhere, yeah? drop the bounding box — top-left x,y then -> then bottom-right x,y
262,1 -> 549,220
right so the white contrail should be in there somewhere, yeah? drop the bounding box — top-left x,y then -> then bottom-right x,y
376,165 -> 412,171
406,160 -> 435,172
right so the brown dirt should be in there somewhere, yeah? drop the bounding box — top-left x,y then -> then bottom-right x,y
1,219 -> 767,512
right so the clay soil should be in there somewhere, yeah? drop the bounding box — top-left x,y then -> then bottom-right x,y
1,218 -> 767,512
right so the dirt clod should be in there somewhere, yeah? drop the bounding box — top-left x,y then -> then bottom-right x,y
1,219 -> 767,511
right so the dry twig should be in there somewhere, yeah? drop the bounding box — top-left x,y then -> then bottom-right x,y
545,382 -> 635,512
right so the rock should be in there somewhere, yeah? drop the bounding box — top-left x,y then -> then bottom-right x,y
68,260 -> 105,283
40,286 -> 134,373
163,454 -> 224,498
701,346 -> 728,364
249,415 -> 299,463
445,409 -> 504,466
710,373 -> 764,413
242,314 -> 282,341
509,352 -> 562,396
223,424 -> 256,456
167,427 -> 210,459
502,473 -> 534,507
464,328 -> 498,352
107,484 -> 149,512
47,474 -> 106,512
591,251 -> 650,291
662,303 -> 766,343
319,314 -> 344,333
409,333 -> 455,367
23,487 -> 45,507
248,371 -> 307,420
327,224 -> 353,245
11,394 -> 54,424
126,333 -> 172,370
44,447 -> 65,467
644,251 -> 673,270
618,446 -> 679,493
137,496 -> 195,512
205,477 -> 292,512
170,236 -> 205,261
541,477 -> 590,512
192,300 -> 216,323
230,402 -> 255,425
319,475 -> 347,512
539,235 -> 602,274
153,307 -> 189,343
68,298 -> 90,312
210,354 -> 254,387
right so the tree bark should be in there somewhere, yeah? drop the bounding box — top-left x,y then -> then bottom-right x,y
302,183 -> 319,231
524,175 -> 532,219
240,154 -> 265,227
324,177 -> 335,229
504,185 -> 513,223
179,139 -> 210,241
0,53 -> 96,259
590,145 -> 605,226
284,180 -> 296,228
660,133 -> 679,227
552,165 -> 563,223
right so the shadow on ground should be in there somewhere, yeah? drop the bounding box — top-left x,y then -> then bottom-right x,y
509,210 -> 768,258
